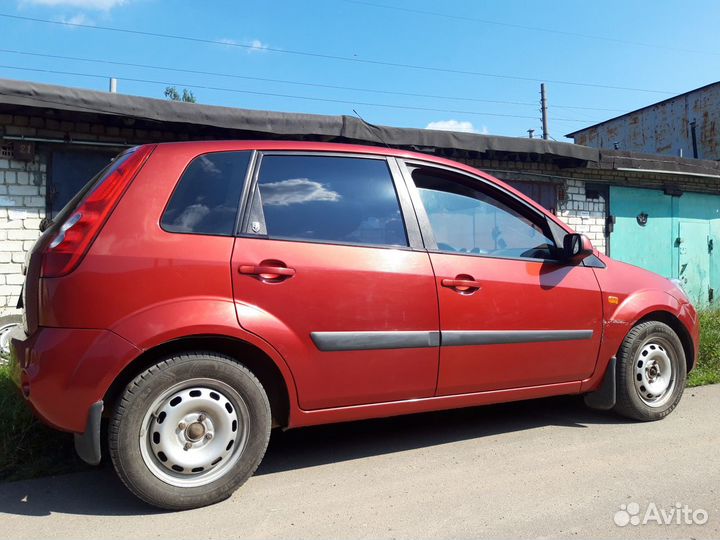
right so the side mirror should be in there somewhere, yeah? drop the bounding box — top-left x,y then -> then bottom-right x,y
563,233 -> 594,261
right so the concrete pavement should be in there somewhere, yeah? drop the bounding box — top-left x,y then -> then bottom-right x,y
1,385 -> 719,539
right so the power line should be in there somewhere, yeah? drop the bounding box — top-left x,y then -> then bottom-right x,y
0,12 -> 678,95
0,64 -> 600,123
341,0 -> 720,58
0,48 -> 627,113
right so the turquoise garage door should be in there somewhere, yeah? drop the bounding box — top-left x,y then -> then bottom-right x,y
610,186 -> 720,306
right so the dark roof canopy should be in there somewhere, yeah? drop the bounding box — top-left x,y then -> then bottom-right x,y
0,78 -> 599,164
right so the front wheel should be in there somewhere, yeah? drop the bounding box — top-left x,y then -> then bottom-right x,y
109,353 -> 271,510
614,321 -> 687,421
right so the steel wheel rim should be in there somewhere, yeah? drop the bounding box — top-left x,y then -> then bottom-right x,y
633,337 -> 677,408
0,322 -> 19,356
139,378 -> 250,488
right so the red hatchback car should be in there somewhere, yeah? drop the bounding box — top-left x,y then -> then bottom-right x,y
11,141 -> 698,509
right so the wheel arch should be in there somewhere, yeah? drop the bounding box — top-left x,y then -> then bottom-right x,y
104,335 -> 292,428
635,310 -> 695,373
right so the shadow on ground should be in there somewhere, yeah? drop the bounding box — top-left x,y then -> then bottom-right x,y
0,394 -> 629,518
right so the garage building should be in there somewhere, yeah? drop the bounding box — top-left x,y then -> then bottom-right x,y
2,78 -> 720,311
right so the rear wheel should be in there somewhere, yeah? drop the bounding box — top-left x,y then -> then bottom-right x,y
109,353 -> 271,510
614,321 -> 686,421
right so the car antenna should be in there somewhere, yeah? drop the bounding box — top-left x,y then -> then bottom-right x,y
352,109 -> 391,149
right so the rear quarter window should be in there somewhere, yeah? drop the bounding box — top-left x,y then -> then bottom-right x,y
161,151 -> 251,236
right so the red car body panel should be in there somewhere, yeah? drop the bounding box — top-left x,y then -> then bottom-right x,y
429,254 -> 603,394
231,237 -> 439,410
10,140 -> 698,437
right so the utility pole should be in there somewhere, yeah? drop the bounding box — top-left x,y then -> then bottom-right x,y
540,83 -> 549,140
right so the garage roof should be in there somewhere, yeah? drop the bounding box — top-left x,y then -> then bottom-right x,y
0,77 -> 599,163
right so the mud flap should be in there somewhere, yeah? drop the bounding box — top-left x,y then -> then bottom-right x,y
584,357 -> 616,410
74,400 -> 104,465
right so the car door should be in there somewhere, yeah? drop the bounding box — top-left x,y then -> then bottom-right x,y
399,161 -> 603,394
231,152 -> 439,410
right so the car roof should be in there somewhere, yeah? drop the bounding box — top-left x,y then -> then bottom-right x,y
152,139 -> 480,174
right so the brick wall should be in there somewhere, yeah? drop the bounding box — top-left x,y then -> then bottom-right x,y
0,147 -> 46,315
556,179 -> 606,253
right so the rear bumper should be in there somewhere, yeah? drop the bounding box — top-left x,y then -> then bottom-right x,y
10,326 -> 141,434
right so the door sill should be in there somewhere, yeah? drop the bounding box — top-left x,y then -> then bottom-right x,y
291,380 -> 582,428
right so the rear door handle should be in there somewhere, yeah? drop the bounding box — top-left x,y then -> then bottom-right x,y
441,276 -> 482,293
239,264 -> 295,280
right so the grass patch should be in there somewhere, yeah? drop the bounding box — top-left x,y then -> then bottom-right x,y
688,309 -> 720,387
0,360 -> 87,482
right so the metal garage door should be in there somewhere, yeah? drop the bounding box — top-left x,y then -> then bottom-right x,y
610,186 -> 720,306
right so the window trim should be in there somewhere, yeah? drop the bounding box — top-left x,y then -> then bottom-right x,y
235,151 -> 424,251
397,158 -> 565,263
159,149 -> 256,238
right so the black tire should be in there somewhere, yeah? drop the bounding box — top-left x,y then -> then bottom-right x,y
109,353 -> 271,510
613,321 -> 687,421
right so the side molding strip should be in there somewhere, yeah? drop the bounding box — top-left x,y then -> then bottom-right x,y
311,329 -> 593,351
311,331 -> 441,352
442,329 -> 593,347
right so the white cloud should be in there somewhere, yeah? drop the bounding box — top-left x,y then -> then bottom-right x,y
58,13 -> 94,25
425,120 -> 489,135
218,37 -> 268,53
248,39 -> 268,53
22,0 -> 128,9
260,178 -> 341,206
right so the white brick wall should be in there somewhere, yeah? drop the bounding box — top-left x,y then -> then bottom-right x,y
556,179 -> 607,254
0,154 -> 46,316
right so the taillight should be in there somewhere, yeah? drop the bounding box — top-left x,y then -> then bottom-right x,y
41,145 -> 154,277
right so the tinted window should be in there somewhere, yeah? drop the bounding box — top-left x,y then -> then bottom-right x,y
162,151 -> 251,235
412,168 -> 557,259
254,155 -> 408,247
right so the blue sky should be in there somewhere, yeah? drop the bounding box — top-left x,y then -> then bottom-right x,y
1,0 -> 719,140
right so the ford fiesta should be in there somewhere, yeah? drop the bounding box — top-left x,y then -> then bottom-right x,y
10,141 -> 698,510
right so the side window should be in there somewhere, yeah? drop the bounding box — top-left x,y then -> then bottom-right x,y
251,155 -> 408,248
162,151 -> 251,235
411,167 -> 557,259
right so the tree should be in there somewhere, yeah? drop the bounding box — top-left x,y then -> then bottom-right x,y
164,86 -> 197,103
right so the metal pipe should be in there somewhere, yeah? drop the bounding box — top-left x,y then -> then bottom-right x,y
615,167 -> 720,179
689,120 -> 699,159
2,135 -> 132,148
541,83 -> 549,140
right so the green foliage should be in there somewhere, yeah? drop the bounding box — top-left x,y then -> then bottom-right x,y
164,86 -> 197,103
688,309 -> 720,387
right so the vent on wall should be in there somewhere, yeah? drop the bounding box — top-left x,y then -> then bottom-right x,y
0,143 -> 13,159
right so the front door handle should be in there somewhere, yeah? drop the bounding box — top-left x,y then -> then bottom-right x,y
239,262 -> 295,281
441,275 -> 482,293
